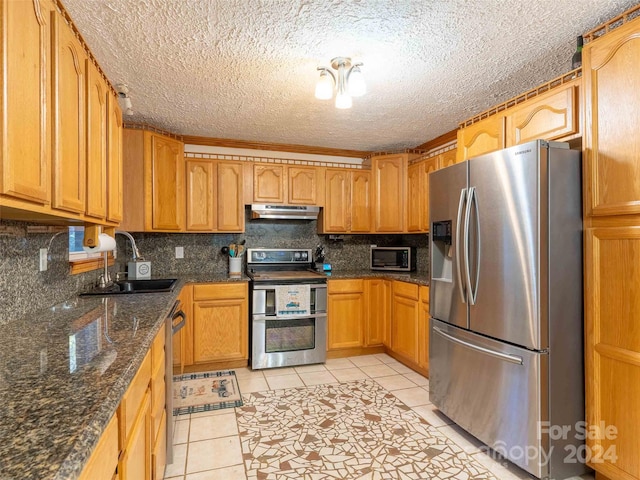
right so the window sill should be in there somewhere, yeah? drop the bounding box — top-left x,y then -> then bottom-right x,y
70,254 -> 115,275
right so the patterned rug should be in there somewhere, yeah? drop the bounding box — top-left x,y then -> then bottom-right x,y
173,370 -> 243,416
236,379 -> 498,479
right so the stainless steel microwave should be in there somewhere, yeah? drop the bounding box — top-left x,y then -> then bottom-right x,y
370,246 -> 417,272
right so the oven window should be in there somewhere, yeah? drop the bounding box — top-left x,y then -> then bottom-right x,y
265,318 -> 315,352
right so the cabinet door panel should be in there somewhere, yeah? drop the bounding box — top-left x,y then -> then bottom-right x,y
193,299 -> 248,362
406,164 -> 421,232
351,171 -> 372,232
421,158 -> 439,232
147,133 -> 184,230
1,0 -> 51,203
217,162 -> 244,232
52,12 -> 86,213
85,60 -> 107,219
288,166 -> 318,205
506,83 -> 579,146
457,116 -> 504,162
323,169 -> 350,233
119,392 -> 151,480
584,24 -> 640,216
328,292 -> 364,350
418,286 -> 430,371
366,279 -> 389,347
373,155 -> 405,232
253,164 -> 284,203
392,290 -> 419,363
186,160 -> 215,231
107,94 -> 123,223
585,227 -> 640,478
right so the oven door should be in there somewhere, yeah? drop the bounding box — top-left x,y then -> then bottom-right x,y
251,313 -> 327,369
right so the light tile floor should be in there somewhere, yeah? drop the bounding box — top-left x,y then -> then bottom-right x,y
165,353 -> 595,480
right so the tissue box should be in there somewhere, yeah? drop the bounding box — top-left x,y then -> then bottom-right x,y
128,261 -> 151,279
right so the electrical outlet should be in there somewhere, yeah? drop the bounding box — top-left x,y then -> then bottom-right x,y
175,246 -> 184,259
39,248 -> 48,271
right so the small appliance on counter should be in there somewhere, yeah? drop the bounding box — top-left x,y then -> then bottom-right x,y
370,246 -> 416,272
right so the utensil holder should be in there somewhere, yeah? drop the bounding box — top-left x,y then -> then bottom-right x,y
229,257 -> 242,276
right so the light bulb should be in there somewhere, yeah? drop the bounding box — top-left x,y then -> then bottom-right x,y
315,70 -> 334,100
335,91 -> 352,109
348,66 -> 366,97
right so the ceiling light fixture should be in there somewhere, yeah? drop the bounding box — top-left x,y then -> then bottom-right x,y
115,83 -> 134,116
315,57 -> 365,109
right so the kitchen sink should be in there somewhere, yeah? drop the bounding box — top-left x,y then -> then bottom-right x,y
80,278 -> 178,296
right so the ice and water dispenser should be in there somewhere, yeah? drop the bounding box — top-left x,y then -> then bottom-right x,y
431,220 -> 453,283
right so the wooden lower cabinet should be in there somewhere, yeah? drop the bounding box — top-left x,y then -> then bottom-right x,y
327,279 -> 365,350
119,391 -> 151,480
418,286 -> 430,372
365,279 -> 390,347
192,283 -> 249,364
391,281 -> 419,365
173,285 -> 193,373
585,226 -> 640,479
78,413 -> 119,480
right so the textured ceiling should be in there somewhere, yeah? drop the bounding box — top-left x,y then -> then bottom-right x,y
63,0 -> 635,153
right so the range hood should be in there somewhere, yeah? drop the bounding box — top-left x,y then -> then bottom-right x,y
250,204 -> 320,220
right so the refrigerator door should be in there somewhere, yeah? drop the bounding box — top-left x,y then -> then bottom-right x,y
429,162 -> 468,329
467,141 -> 545,350
429,318 -> 549,479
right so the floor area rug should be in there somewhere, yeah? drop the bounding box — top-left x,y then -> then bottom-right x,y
173,370 -> 243,416
236,379 -> 498,480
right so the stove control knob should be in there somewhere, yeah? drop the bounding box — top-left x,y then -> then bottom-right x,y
301,252 -> 308,260
294,252 -> 301,260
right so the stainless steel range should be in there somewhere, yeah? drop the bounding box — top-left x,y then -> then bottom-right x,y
247,248 -> 327,370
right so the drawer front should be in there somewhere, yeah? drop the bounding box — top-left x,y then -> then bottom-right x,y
120,350 -> 151,443
393,281 -> 419,300
152,323 -> 165,371
193,282 -> 247,301
327,279 -> 364,294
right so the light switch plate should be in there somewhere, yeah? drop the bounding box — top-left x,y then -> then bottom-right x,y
39,248 -> 48,271
175,246 -> 184,259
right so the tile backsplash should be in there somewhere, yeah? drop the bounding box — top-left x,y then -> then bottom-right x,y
0,211 -> 429,325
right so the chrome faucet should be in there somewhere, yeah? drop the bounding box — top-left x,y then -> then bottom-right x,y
115,230 -> 144,261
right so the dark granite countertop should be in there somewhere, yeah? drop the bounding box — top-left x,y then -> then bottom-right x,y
0,274 -> 249,480
324,269 -> 430,286
0,270 -> 428,479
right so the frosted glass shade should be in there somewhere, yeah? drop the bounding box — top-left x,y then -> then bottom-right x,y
315,71 -> 334,100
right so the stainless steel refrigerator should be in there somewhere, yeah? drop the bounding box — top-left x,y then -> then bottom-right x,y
429,140 -> 587,479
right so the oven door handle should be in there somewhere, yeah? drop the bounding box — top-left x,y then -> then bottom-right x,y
252,313 -> 326,321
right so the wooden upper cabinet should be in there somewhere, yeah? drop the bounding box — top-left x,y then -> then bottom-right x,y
457,115 -> 505,162
145,131 -> 184,231
288,166 -> 321,205
406,163 -> 422,232
351,170 -> 372,232
1,0 -> 52,204
321,168 -> 371,234
438,148 -> 457,169
217,161 -> 244,232
253,164 -> 285,203
52,11 -> 86,214
323,168 -> 350,233
584,19 -> 640,217
186,160 -> 215,231
407,157 -> 438,233
372,154 -> 409,232
106,93 -> 123,223
85,60 -> 108,220
506,80 -> 580,146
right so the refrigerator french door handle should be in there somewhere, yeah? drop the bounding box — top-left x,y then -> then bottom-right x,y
433,326 -> 524,365
469,187 -> 481,305
463,186 -> 474,304
455,188 -> 468,304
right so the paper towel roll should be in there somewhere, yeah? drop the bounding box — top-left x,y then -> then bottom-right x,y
83,233 -> 116,253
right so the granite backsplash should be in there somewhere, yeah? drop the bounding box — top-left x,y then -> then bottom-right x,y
0,210 -> 429,325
